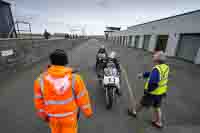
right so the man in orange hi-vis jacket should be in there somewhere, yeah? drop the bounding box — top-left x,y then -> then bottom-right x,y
34,49 -> 93,133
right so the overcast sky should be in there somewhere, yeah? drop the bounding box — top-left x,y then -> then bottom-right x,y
12,0 -> 200,35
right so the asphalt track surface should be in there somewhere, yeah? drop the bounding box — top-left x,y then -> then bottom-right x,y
0,39 -> 200,133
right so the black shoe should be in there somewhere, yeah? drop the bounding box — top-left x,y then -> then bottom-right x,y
128,108 -> 137,118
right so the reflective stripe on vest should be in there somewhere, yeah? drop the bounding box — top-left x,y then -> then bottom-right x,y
39,74 -> 45,94
44,97 -> 74,105
38,109 -> 45,112
71,74 -> 76,98
34,95 -> 43,99
81,104 -> 91,109
145,64 -> 169,95
76,90 -> 85,99
47,109 -> 78,117
34,75 -> 45,99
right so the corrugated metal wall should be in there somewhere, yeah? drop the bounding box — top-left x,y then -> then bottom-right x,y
0,1 -> 15,38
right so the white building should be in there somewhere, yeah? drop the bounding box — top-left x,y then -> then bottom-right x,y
109,10 -> 200,64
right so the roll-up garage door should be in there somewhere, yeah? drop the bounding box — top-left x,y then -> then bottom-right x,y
177,34 -> 200,62
134,35 -> 140,48
143,35 -> 151,50
123,36 -> 125,46
155,35 -> 168,52
128,36 -> 133,47
120,36 -> 122,45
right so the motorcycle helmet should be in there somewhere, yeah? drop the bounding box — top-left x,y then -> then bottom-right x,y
106,60 -> 116,68
108,51 -> 117,59
100,45 -> 105,49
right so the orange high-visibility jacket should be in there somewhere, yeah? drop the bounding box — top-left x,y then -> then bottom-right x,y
34,65 -> 93,121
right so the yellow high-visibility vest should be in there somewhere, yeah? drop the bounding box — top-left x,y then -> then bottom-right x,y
144,64 -> 169,95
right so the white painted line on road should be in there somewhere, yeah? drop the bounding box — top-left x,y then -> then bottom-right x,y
120,64 -> 137,110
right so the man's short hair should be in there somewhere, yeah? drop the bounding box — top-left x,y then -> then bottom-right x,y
50,49 -> 68,66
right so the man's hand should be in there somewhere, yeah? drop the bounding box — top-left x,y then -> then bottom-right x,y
72,68 -> 80,73
144,90 -> 148,95
137,73 -> 143,79
86,113 -> 93,119
36,111 -> 49,123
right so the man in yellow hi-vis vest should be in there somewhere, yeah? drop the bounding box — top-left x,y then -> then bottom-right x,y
129,51 -> 169,128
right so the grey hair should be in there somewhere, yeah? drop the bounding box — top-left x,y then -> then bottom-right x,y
154,51 -> 167,61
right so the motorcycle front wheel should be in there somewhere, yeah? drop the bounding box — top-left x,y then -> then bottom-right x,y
105,87 -> 113,109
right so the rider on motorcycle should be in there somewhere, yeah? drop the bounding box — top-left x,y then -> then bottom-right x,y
97,45 -> 107,55
96,45 -> 108,65
107,51 -> 121,73
105,51 -> 122,96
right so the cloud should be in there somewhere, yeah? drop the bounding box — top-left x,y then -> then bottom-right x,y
96,0 -> 110,8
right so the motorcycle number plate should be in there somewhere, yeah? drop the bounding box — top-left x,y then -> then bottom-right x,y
104,76 -> 119,84
109,77 -> 115,83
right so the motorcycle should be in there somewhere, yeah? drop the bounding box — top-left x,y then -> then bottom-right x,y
103,66 -> 120,109
96,53 -> 107,78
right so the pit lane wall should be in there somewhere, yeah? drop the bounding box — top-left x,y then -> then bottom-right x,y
0,38 -> 87,72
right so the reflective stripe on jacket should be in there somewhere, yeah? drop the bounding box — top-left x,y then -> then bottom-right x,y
145,64 -> 169,95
